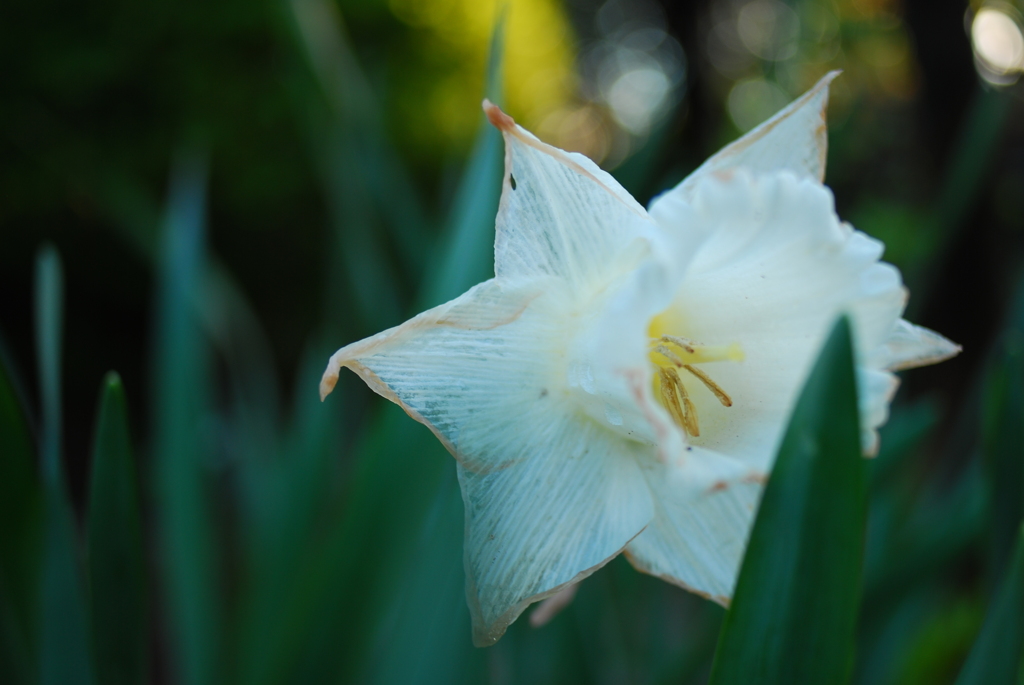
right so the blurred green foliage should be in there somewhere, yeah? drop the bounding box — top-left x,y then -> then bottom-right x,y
2,0 -> 1024,683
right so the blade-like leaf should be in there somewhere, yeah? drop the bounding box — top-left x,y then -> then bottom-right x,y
421,4 -> 506,308
39,491 -> 95,685
152,152 -> 222,685
709,316 -> 867,685
87,373 -> 147,685
984,332 -> 1024,578
870,399 -> 939,486
232,350 -> 344,685
35,245 -> 63,482
359,468 -> 481,685
0,358 -> 43,685
283,0 -> 405,334
954,524 -> 1024,685
34,247 -> 96,685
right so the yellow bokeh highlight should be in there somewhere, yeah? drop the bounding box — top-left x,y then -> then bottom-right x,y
388,0 -> 577,151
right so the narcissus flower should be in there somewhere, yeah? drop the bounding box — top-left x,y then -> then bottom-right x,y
320,72 -> 959,646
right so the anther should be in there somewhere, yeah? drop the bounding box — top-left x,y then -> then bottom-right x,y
659,367 -> 700,437
683,365 -> 733,407
653,344 -> 684,367
658,368 -> 684,427
659,335 -> 697,354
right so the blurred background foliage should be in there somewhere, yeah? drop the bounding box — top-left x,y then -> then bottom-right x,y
1,0 -> 1024,682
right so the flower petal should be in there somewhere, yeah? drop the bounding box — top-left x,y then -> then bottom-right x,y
322,279 -> 559,469
653,171 -> 907,466
858,367 -> 900,456
322,277 -> 656,645
869,318 -> 962,371
484,101 -> 657,292
460,419 -> 654,646
648,71 -> 838,222
625,454 -> 764,604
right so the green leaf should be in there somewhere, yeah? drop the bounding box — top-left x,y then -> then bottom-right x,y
870,399 -> 939,487
152,152 -> 222,685
983,332 -> 1024,578
421,5 -> 505,308
34,245 -> 63,483
0,357 -> 43,685
87,373 -> 147,685
709,316 -> 867,685
34,247 -> 96,685
232,353 -> 344,685
954,524 -> 1024,685
281,0 -> 407,334
360,468 -> 482,685
39,490 -> 95,685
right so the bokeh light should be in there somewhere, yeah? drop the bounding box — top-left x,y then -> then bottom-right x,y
704,0 -> 921,134
970,5 -> 1024,84
386,0 -> 687,168
736,0 -> 800,62
727,77 -> 792,131
388,0 -> 577,153
536,0 -> 686,167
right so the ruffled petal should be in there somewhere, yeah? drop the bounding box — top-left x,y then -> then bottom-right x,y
460,420 -> 654,646
652,171 -> 907,466
858,367 -> 900,456
484,102 -> 659,293
648,71 -> 838,222
625,453 -> 764,603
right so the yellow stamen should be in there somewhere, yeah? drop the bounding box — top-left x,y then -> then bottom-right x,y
654,335 -> 745,364
650,333 -> 742,436
653,344 -> 685,367
658,368 -> 684,426
683,364 -> 733,407
660,335 -> 696,354
659,367 -> 700,437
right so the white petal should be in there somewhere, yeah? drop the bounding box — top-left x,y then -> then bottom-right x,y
484,102 -> 658,293
869,318 -> 962,371
320,278 -> 655,645
653,171 -> 906,467
460,419 -> 653,646
322,279 -> 565,469
858,367 -> 900,456
648,71 -> 838,223
625,454 -> 764,603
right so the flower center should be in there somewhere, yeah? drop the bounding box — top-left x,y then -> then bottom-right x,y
648,334 -> 743,437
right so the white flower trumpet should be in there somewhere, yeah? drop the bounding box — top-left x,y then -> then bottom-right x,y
320,72 -> 959,646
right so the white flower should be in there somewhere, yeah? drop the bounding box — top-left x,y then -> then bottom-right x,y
319,72 -> 959,646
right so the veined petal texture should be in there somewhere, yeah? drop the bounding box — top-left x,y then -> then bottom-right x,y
627,456 -> 764,604
485,102 -> 661,294
459,421 -> 653,646
320,278 -> 655,644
